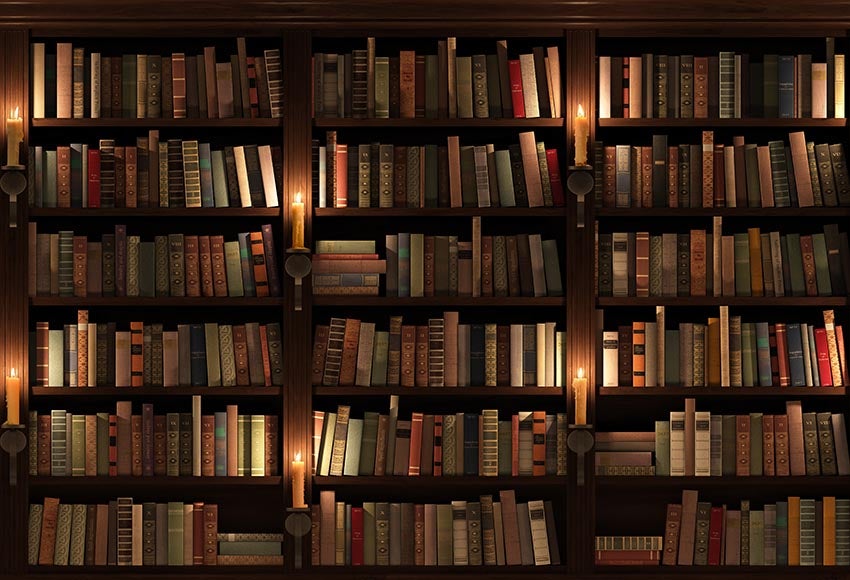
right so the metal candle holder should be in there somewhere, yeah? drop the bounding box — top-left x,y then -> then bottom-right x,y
284,507 -> 312,569
0,164 -> 27,229
566,165 -> 594,229
0,422 -> 27,486
567,423 -> 594,486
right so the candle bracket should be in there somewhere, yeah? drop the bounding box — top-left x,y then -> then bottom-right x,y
0,164 -> 26,229
566,165 -> 593,229
1,422 -> 27,486
567,423 -> 594,487
285,507 -> 312,569
284,249 -> 312,312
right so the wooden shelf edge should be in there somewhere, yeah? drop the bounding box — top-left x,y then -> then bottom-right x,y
29,208 -> 282,217
27,565 -> 284,575
31,386 -> 282,397
31,118 -> 283,128
313,118 -> 565,128
314,208 -> 566,217
596,297 -> 849,307
314,476 -> 567,487
591,565 -> 850,576
597,386 -> 846,397
598,118 -> 848,128
29,476 -> 283,487
30,297 -> 285,307
296,565 -> 568,576
314,386 -> 564,397
312,297 -> 566,307
596,475 -> 850,488
595,208 -> 850,217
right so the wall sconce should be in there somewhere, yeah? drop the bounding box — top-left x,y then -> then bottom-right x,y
2,106 -> 27,229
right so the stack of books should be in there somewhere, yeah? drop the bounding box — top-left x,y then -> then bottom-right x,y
313,489 -> 560,566
30,225 -> 281,299
33,313 -> 283,387
314,402 -> 567,477
312,315 -> 564,388
313,37 -> 561,119
215,533 -> 284,566
600,307 -> 846,388
598,42 -> 845,119
312,240 -> 385,296
31,39 -> 283,119
29,399 -> 278,478
595,536 -> 663,566
316,131 -> 564,208
660,489 -> 850,566
594,131 -> 850,209
29,139 -> 281,209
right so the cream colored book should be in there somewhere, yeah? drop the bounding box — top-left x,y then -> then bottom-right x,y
232,146 -> 252,207
132,504 -> 143,566
527,500 -> 551,565
536,323 -> 546,387
33,42 -> 46,118
598,56 -> 611,119
656,306 -> 666,387
720,306 -> 730,386
518,54 -> 539,118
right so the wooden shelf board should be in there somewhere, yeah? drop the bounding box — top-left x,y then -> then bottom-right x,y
314,475 -> 567,488
313,118 -> 564,128
592,565 -> 849,576
31,118 -> 282,128
596,475 -> 850,489
30,297 -> 285,307
29,476 -> 283,488
314,386 -> 564,397
31,386 -> 282,397
595,207 -> 850,218
29,208 -> 281,218
596,297 -> 849,307
598,386 -> 846,397
27,565 -> 283,575
598,118 -> 848,128
314,207 -> 566,217
298,566 -> 568,577
312,296 -> 566,307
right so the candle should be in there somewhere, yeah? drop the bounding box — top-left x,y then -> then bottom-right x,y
574,104 -> 589,167
573,367 -> 587,425
6,368 -> 21,426
291,192 -> 306,250
6,107 -> 24,167
291,452 -> 307,508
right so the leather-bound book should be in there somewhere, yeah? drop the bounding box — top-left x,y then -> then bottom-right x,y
786,401 -> 806,475
763,414 -> 776,476
662,503 -> 682,566
803,412 -> 821,476
167,233 -> 185,297
248,231 -> 269,297
209,235 -> 227,297
736,414 -> 751,477
775,414 -> 791,476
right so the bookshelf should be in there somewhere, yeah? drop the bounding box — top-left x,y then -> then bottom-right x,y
0,3 -> 847,579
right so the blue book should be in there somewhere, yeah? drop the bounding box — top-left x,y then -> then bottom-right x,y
463,413 -> 479,476
741,323 -> 756,387
398,233 -> 411,297
214,412 -> 227,476
188,323 -> 208,386
469,324 -> 485,386
755,322 -> 772,387
778,55 -> 795,118
786,323 -> 806,387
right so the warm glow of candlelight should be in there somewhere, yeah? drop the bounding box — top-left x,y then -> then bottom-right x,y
12,107 -> 19,119
294,451 -> 301,462
295,192 -> 302,204
577,367 -> 584,379
577,104 -> 585,118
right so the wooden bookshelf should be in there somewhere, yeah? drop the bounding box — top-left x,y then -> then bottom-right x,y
28,208 -> 282,218
313,386 -> 565,397
595,207 -> 850,218
31,118 -> 282,128
29,297 -> 285,307
597,118 -> 848,128
595,476 -> 850,490
313,476 -> 568,489
313,118 -> 565,129
312,296 -> 566,307
30,386 -> 282,398
314,207 -> 566,218
597,386 -> 847,397
596,297 -> 850,307
29,476 -> 284,489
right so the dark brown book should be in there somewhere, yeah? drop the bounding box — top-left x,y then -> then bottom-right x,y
393,145 -> 407,208
184,235 -> 200,297
116,401 -> 132,476
339,318 -> 360,386
265,415 -> 279,476
640,145 -> 652,208
763,414 -> 775,476
803,411 -> 821,476
311,325 -> 329,386
131,414 -> 143,476
415,325 -> 429,387
800,234 -> 819,296
505,236 -> 521,297
198,235 -> 214,297
736,414 -> 750,476
786,401 -> 806,476
201,414 -> 215,477
153,414 -> 167,476
209,235 -> 227,297
775,414 -> 790,476
618,325 -> 633,386
73,236 -> 87,297
233,325 -> 250,386
38,415 -> 51,475
662,503 -> 682,566
515,233 -> 534,297
496,325 -> 510,386
400,325 -> 416,388
203,504 -> 217,566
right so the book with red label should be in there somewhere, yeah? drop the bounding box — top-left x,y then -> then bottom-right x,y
814,328 -> 833,387
545,149 -> 565,206
775,323 -> 791,387
350,506 -> 364,566
508,60 -> 525,118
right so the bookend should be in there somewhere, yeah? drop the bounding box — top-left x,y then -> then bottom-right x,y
0,164 -> 26,229
284,508 -> 312,569
0,423 -> 26,486
567,424 -> 594,486
566,165 -> 593,229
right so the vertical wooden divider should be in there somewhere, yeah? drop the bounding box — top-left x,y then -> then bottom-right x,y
0,28 -> 30,576
565,28 -> 596,575
281,28 -> 313,571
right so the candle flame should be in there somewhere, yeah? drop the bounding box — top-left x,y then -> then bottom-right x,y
12,107 -> 19,119
294,192 -> 302,204
577,367 -> 584,379
576,104 -> 585,118
294,452 -> 302,461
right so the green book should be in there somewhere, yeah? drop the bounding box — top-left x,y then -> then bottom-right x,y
126,235 -> 140,297
649,235 -> 663,297
494,149 -> 516,207
768,140 -> 791,207
763,54 -> 779,118
211,150 -> 229,207
139,242 -> 155,297
167,501 -> 183,566
436,503 -> 453,566
750,510 -> 765,565
406,146 -> 420,208
498,420 -> 512,476
28,504 -> 43,565
741,322 -> 756,387
694,502 -> 711,565
370,331 -> 389,387
182,140 -> 202,207
733,233 -> 751,296
223,241 -> 244,297
750,413 -> 763,476
410,233 -> 424,298
357,144 -> 371,208
811,233 -> 832,296
71,414 -> 85,476
362,502 -> 377,565
536,141 -> 553,207
722,415 -> 737,476
456,56 -> 473,118
776,501 -> 788,566
96,412 -> 109,475
359,412 -> 380,475
374,57 -> 389,118
425,55 -> 439,119
442,414 -> 456,476
44,150 -> 58,207
204,323 -> 221,387
166,412 -> 180,476
343,418 -> 363,476
460,145 -> 477,207
53,503 -> 73,565
665,329 -> 679,386
315,240 -> 376,254
655,420 -> 670,476
218,541 -> 282,555
154,236 -> 169,296
250,415 -> 264,477
786,233 -> 805,296
121,55 -> 136,118
236,233 -> 255,297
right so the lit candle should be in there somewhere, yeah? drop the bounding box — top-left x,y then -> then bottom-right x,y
6,107 -> 24,167
573,367 -> 587,425
6,368 -> 21,426
291,452 -> 306,508
574,104 -> 589,167
291,192 -> 306,250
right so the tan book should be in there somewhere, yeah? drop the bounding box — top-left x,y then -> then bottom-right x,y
56,43 -> 73,119
399,50 -> 416,118
788,131 -> 815,207
787,400 -> 806,476
628,56 -> 642,119
678,489 -> 699,565
712,216 -> 722,297
329,405 -> 350,477
444,311 -> 459,387
499,489 -> 522,565
519,132 -> 544,207
447,136 -> 462,208
38,497 -> 61,565
702,131 -> 714,207
518,53 -> 539,118
756,145 -> 775,208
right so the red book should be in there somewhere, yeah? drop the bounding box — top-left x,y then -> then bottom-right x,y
838,325 -> 848,387
108,414 -> 117,476
259,324 -> 272,387
769,324 -> 780,387
532,411 -> 546,476
408,411 -> 424,476
350,507 -> 364,566
707,506 -> 723,565
545,149 -> 565,207
87,149 -> 101,208
814,328 -> 833,387
335,144 -> 348,208
511,414 -> 519,476
775,323 -> 791,387
433,415 -> 443,476
193,502 -> 204,565
508,60 -> 525,118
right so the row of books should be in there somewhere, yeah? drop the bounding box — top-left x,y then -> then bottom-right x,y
597,223 -> 850,298
661,490 -> 850,566
28,139 -> 281,209
312,315 -> 565,388
313,489 -> 561,566
594,536 -> 662,566
313,38 -> 561,119
594,132 -> 850,209
31,40 -> 283,119
598,400 -> 850,477
29,225 -> 282,299
598,46 -> 846,119
314,404 -> 567,478
28,498 -> 284,567
32,315 -> 283,388
28,400 -> 278,478
599,308 -> 846,388
316,131 -> 564,209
